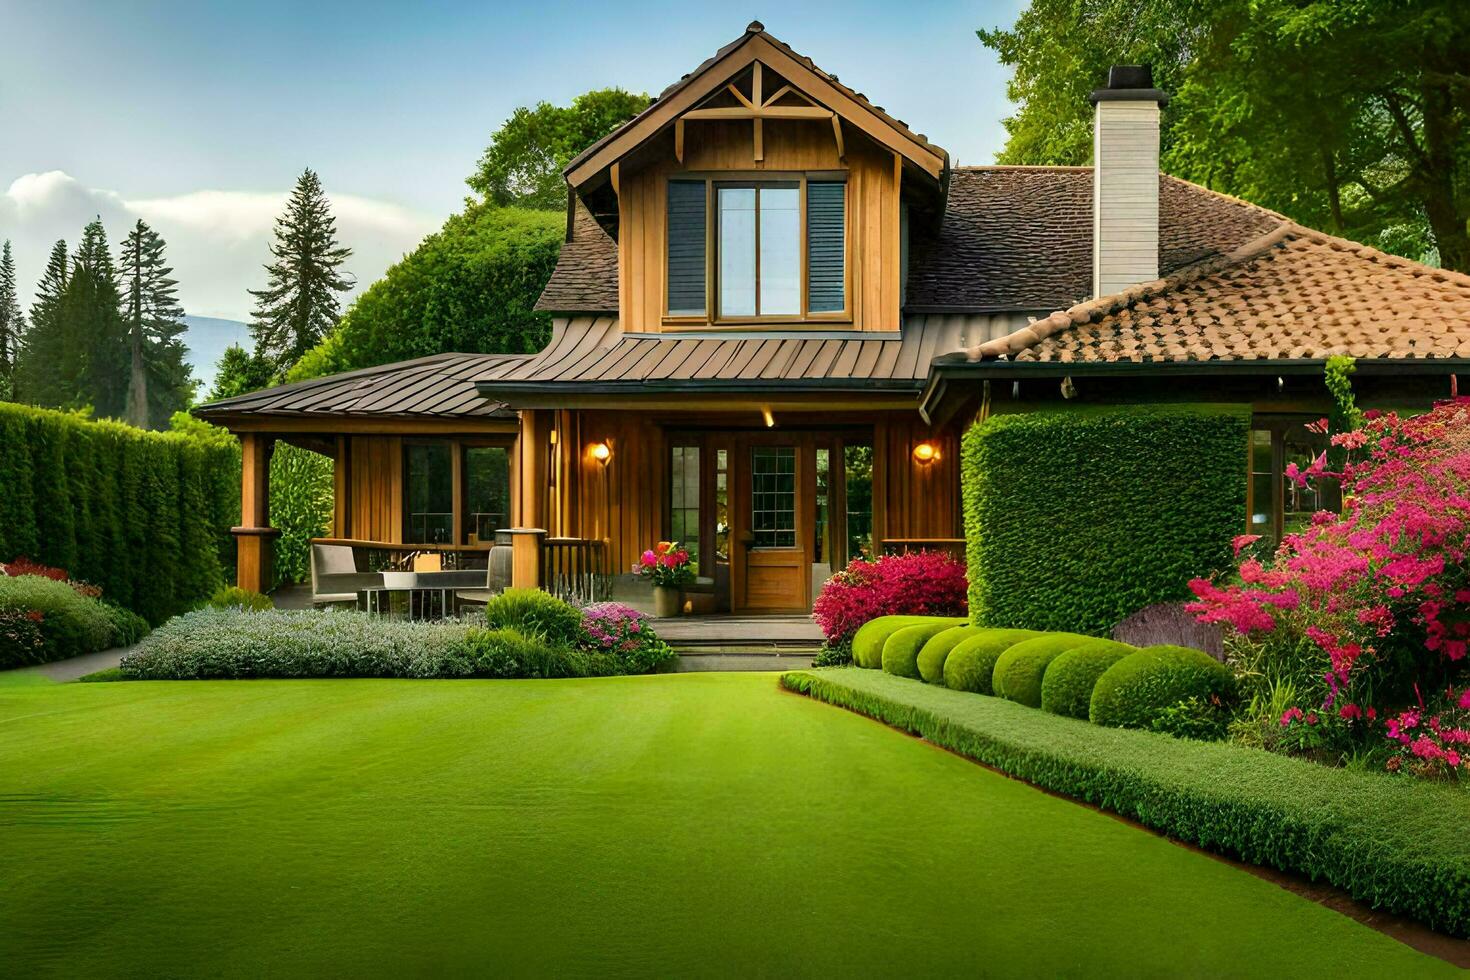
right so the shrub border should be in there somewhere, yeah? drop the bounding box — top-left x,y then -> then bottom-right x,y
780,667 -> 1470,938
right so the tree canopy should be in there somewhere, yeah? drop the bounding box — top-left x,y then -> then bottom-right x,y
466,88 -> 650,210
979,0 -> 1470,271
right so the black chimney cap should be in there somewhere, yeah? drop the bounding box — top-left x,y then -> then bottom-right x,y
1090,65 -> 1169,106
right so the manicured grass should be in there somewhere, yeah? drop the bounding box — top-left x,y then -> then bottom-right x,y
0,672 -> 1454,976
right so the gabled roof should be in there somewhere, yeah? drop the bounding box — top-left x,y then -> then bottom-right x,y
958,222 -> 1470,365
535,197 -> 619,314
563,21 -> 948,191
193,353 -> 523,421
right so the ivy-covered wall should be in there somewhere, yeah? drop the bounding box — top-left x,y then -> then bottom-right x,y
0,403 -> 239,624
962,404 -> 1249,635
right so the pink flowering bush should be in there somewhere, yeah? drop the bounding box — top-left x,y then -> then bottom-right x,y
1188,398 -> 1470,773
578,602 -> 675,673
813,551 -> 968,654
635,541 -> 695,588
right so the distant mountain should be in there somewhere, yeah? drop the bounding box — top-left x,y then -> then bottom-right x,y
182,315 -> 251,395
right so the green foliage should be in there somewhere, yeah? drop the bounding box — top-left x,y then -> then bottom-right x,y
118,219 -> 194,428
0,403 -> 237,624
1149,696 -> 1230,742
0,575 -> 147,666
467,89 -> 651,210
207,586 -> 273,612
269,443 -> 333,584
289,205 -> 564,382
852,615 -> 948,669
1090,645 -> 1235,730
978,0 -> 1470,270
781,667 -> 1470,938
248,169 -> 354,373
942,630 -> 1039,694
917,625 -> 984,684
992,633 -> 1091,707
963,405 -> 1248,635
812,640 -> 853,667
458,626 -> 615,679
483,588 -> 584,646
207,344 -> 276,401
1040,639 -> 1135,718
881,621 -> 968,679
1325,355 -> 1363,470
0,240 -> 23,393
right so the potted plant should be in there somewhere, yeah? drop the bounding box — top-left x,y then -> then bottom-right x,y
637,541 -> 694,617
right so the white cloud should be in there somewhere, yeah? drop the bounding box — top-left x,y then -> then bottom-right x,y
1,170 -> 439,322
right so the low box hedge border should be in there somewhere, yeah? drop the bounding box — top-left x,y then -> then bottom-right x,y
780,667 -> 1470,938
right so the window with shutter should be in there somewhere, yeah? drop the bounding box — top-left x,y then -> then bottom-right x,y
667,181 -> 707,316
806,181 -> 846,313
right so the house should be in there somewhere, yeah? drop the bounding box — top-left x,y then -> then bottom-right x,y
196,22 -> 1470,612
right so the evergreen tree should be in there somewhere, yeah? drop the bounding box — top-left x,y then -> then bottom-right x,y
207,343 -> 276,401
0,241 -> 23,399
13,240 -> 70,405
63,219 -> 129,416
248,169 -> 353,373
119,219 -> 195,427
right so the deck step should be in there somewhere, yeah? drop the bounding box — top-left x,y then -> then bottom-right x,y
670,650 -> 817,672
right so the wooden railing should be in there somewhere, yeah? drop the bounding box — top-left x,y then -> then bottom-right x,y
542,537 -> 610,605
880,537 -> 967,561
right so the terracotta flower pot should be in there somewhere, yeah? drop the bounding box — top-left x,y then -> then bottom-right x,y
653,584 -> 682,618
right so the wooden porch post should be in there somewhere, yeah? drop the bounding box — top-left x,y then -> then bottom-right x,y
233,432 -> 280,593
505,528 -> 546,591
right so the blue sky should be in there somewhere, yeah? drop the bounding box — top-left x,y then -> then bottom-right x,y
1,0 -> 1025,319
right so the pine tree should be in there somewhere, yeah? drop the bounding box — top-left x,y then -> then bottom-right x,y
208,343 -> 276,401
13,240 -> 70,405
248,169 -> 353,373
119,219 -> 195,427
64,219 -> 129,416
0,241 -> 23,399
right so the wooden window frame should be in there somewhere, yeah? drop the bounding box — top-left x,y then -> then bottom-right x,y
662,170 -> 852,329
402,437 -> 517,547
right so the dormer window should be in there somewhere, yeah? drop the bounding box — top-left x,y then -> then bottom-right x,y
666,175 -> 847,324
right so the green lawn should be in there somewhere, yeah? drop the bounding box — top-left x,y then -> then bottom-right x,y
0,671 -> 1454,977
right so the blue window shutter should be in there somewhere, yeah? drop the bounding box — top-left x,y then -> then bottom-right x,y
667,181 -> 707,316
806,181 -> 846,313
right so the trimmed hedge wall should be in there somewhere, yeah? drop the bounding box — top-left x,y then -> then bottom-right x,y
962,405 -> 1248,635
0,404 -> 238,624
782,668 -> 1470,938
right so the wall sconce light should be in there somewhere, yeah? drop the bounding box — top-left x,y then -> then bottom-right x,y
760,406 -> 775,429
912,441 -> 941,465
589,442 -> 612,466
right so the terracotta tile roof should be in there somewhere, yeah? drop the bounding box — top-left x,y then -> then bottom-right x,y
965,224 -> 1470,364
904,167 -> 1281,312
194,353 -> 524,420
534,197 -> 618,314
535,166 -> 1281,316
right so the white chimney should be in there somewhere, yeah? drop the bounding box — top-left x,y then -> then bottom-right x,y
1091,66 -> 1168,298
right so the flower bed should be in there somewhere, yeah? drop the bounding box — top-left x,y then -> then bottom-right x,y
812,552 -> 967,663
781,666 -> 1470,937
0,564 -> 149,668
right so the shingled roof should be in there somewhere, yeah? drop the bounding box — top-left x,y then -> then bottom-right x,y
534,166 -> 1282,316
962,223 -> 1470,365
194,353 -> 523,420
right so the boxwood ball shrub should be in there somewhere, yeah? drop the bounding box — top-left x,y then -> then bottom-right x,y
962,405 -> 1248,635
992,633 -> 1091,707
916,625 -> 984,684
881,620 -> 968,679
483,588 -> 583,645
1090,645 -> 1236,730
1040,639 -> 1136,718
852,615 -> 949,669
941,629 -> 1038,694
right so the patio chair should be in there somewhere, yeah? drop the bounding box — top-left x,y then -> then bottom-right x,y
310,543 -> 383,607
455,543 -> 512,610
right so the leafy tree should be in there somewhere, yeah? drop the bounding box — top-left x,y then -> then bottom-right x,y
248,169 -> 354,373
0,241 -> 23,400
979,0 -> 1470,270
119,220 -> 195,428
467,88 -> 650,210
13,241 -> 69,406
208,343 -> 277,401
289,204 -> 563,381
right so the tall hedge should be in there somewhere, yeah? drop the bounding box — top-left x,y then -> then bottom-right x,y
0,403 -> 239,624
962,404 -> 1248,635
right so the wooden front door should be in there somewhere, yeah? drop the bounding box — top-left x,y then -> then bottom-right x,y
732,434 -> 813,612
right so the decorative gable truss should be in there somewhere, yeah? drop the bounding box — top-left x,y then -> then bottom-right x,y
674,62 -> 847,165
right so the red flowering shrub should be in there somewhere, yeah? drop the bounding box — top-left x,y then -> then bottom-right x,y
813,551 -> 968,647
1,557 -> 69,582
635,541 -> 694,588
1187,398 -> 1470,772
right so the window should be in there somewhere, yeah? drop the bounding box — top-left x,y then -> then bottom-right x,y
404,442 -> 453,544
665,176 -> 845,322
843,442 -> 873,561
465,446 -> 509,544
815,447 -> 832,564
751,446 -> 797,548
1248,422 -> 1337,543
670,445 -> 701,573
714,448 -> 730,561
